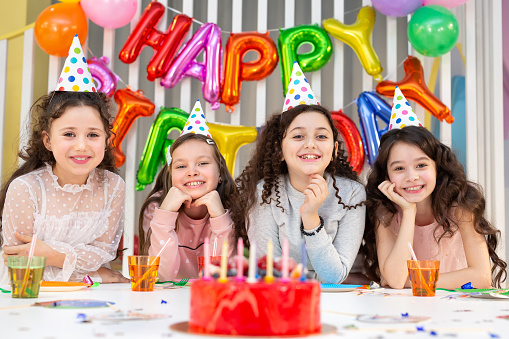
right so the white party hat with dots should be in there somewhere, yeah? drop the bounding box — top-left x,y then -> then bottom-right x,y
55,34 -> 96,92
388,86 -> 423,130
282,62 -> 319,112
166,100 -> 213,164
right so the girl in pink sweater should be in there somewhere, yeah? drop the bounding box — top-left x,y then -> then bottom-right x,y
139,103 -> 246,281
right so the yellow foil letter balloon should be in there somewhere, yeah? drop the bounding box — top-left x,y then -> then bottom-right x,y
323,6 -> 383,82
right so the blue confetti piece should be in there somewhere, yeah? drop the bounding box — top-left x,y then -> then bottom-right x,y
161,300 -> 167,304
401,313 -> 409,317
489,334 -> 500,338
76,313 -> 87,322
461,282 -> 473,289
430,331 -> 438,336
416,326 -> 425,332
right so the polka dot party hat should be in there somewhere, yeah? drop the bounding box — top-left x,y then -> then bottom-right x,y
388,86 -> 422,130
282,61 -> 319,112
55,34 -> 96,92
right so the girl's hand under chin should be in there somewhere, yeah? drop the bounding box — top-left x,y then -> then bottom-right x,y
192,190 -> 225,218
300,174 -> 328,219
160,187 -> 193,212
378,180 -> 416,211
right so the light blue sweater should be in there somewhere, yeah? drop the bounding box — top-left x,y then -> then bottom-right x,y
247,174 -> 366,283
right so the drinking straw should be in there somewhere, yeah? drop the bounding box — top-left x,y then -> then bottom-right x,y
20,233 -> 38,297
131,236 -> 172,290
407,242 -> 433,295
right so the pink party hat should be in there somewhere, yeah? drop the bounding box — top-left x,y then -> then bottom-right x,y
282,62 -> 319,112
388,86 -> 423,130
167,100 -> 213,165
56,34 -> 97,92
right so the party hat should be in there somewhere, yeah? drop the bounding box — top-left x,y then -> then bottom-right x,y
55,34 -> 97,92
282,62 -> 319,112
166,100 -> 213,165
388,86 -> 422,130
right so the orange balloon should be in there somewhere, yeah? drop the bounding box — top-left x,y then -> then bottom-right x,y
376,56 -> 453,123
35,3 -> 88,57
221,32 -> 278,113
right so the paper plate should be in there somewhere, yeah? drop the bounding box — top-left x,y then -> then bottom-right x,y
170,322 -> 336,337
40,281 -> 89,292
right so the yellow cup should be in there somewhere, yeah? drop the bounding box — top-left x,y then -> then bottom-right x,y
128,256 -> 160,291
8,256 -> 46,298
407,260 -> 440,297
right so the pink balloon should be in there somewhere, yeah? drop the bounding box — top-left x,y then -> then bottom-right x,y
421,0 -> 468,8
87,56 -> 119,97
81,0 -> 137,29
161,23 -> 222,110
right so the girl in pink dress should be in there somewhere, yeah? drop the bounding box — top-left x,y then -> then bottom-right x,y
362,126 -> 506,289
0,91 -> 127,284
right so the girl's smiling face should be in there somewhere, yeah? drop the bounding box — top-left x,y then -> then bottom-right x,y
170,139 -> 221,200
281,111 -> 337,185
386,142 -> 437,205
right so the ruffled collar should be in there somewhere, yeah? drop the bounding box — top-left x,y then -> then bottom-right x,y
45,163 -> 95,193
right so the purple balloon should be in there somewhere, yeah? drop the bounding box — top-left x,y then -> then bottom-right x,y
87,56 -> 119,97
372,0 -> 422,17
161,23 -> 222,110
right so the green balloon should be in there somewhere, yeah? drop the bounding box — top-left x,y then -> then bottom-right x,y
407,5 -> 459,57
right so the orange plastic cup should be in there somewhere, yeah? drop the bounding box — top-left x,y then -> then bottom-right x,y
197,255 -> 222,275
128,256 -> 160,291
407,260 -> 440,297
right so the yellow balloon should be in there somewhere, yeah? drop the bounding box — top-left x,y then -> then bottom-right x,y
209,123 -> 257,175
323,6 -> 383,82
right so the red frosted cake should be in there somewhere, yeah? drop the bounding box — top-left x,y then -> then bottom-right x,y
189,279 -> 321,336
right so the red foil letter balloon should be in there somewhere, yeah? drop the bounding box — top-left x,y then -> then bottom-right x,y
323,6 -> 383,82
87,56 -> 119,97
221,32 -> 279,112
118,1 -> 192,81
112,88 -> 155,167
376,56 -> 453,123
278,25 -> 332,95
330,110 -> 365,174
161,23 -> 222,110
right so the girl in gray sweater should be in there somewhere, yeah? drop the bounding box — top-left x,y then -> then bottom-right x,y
232,105 -> 366,283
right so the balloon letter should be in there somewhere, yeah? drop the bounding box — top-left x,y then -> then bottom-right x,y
278,25 -> 332,95
222,32 -> 279,112
356,92 -> 391,166
376,56 -> 453,123
118,2 -> 192,81
323,7 -> 382,83
330,110 -> 365,174
112,88 -> 155,167
161,23 -> 222,110
87,56 -> 119,97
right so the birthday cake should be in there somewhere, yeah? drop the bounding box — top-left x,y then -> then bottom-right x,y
189,278 -> 321,336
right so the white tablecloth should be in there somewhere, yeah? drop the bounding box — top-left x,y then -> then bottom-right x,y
1,283 -> 508,338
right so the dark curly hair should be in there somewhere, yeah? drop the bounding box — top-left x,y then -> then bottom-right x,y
231,104 -> 363,241
361,126 -> 507,287
138,133 -> 247,254
0,91 -> 117,246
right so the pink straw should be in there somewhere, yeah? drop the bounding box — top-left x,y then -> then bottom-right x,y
407,242 -> 418,261
153,236 -> 173,265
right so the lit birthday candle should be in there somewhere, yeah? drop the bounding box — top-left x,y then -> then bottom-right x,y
281,238 -> 289,282
265,240 -> 274,283
236,238 -> 244,281
203,237 -> 211,280
247,242 -> 257,283
301,242 -> 307,282
218,241 -> 228,283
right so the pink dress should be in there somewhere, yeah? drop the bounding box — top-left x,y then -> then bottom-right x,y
389,210 -> 467,273
142,197 -> 233,281
0,164 -> 125,283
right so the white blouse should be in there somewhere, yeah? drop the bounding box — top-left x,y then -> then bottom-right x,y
0,163 -> 125,283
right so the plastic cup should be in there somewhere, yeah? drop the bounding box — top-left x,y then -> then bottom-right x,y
128,256 -> 160,291
8,256 -> 46,298
407,260 -> 440,297
197,255 -> 222,275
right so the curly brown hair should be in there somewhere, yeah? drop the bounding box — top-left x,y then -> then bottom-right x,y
138,133 -> 247,254
231,105 -> 363,241
361,126 -> 507,287
0,91 -> 117,246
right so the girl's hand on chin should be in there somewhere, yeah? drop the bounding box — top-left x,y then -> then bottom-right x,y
192,190 -> 225,218
160,187 -> 192,212
378,180 -> 416,211
300,174 -> 328,218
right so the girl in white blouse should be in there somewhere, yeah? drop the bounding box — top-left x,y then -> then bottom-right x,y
0,91 -> 127,283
